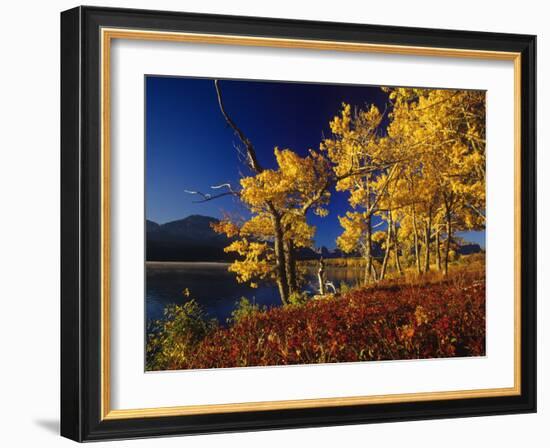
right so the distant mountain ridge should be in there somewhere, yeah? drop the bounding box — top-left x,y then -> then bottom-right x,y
146,215 -> 232,262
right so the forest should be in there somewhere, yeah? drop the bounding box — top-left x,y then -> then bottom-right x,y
146,81 -> 486,371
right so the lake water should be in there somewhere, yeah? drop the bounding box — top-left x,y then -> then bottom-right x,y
146,262 -> 364,324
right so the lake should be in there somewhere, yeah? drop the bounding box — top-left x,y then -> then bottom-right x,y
146,261 -> 364,324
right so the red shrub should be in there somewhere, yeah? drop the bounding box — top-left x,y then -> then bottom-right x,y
174,278 -> 486,370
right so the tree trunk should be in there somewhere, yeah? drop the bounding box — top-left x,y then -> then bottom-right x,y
443,192 -> 455,277
392,221 -> 403,275
412,206 -> 421,275
363,215 -> 373,285
272,213 -> 289,305
317,258 -> 326,295
379,212 -> 392,281
423,226 -> 430,273
444,214 -> 452,277
371,263 -> 379,282
380,246 -> 390,280
435,230 -> 441,271
423,212 -> 432,273
285,241 -> 298,295
363,256 -> 370,285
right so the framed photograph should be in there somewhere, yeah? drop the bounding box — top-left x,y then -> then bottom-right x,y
61,6 -> 536,441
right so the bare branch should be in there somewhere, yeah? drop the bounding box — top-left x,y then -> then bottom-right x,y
184,189 -> 211,200
211,183 -> 237,193
214,79 -> 263,173
232,142 -> 247,164
184,186 -> 240,203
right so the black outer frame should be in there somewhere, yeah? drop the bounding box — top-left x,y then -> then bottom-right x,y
60,6 -> 536,442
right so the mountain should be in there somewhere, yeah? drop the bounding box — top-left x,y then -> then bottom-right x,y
146,215 -> 233,262
146,220 -> 160,233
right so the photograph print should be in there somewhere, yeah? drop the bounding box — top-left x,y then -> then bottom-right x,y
145,76 -> 486,372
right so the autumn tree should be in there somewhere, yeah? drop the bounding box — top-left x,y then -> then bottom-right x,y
323,103 -> 401,284
213,147 -> 331,304
190,80 -> 331,305
326,87 -> 485,280
386,87 -> 486,275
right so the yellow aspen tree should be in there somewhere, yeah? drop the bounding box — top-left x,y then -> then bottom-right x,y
386,87 -> 486,275
322,103 -> 400,284
190,81 -> 332,305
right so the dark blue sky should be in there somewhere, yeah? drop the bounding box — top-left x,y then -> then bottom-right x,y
145,76 -> 484,249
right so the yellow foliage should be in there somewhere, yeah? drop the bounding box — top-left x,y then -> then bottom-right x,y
325,87 -> 485,271
211,220 -> 240,238
216,147 -> 332,291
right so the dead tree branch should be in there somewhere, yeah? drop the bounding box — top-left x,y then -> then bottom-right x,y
184,186 -> 240,203
215,79 -> 264,174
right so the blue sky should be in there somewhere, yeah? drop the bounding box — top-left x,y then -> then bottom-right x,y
145,76 -> 485,249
